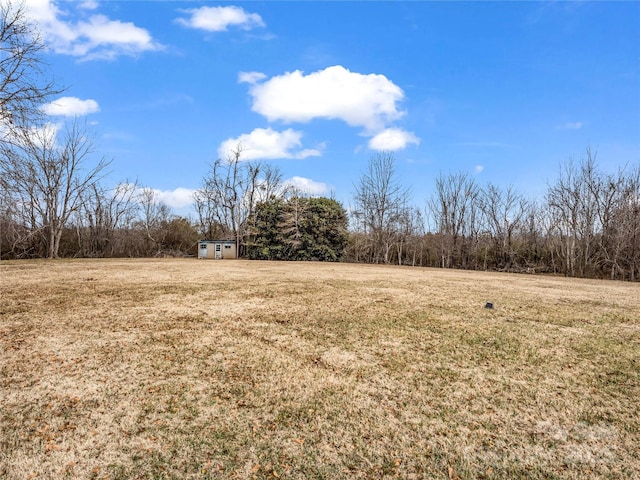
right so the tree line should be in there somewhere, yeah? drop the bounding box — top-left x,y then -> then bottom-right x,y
350,151 -> 639,282
1,1 -> 638,280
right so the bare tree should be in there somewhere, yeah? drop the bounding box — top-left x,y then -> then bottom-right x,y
0,173 -> 33,257
608,164 -> 640,280
622,165 -> 640,281
479,183 -> 529,270
428,172 -> 479,268
352,152 -> 411,264
395,206 -> 424,266
347,202 -> 372,263
1,119 -> 109,258
194,144 -> 261,256
546,149 -> 600,277
518,200 -> 551,273
255,163 -> 289,203
77,181 -> 139,257
139,187 -> 172,253
1,0 -> 61,131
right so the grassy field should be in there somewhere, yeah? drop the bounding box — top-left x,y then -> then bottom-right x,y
1,259 -> 638,479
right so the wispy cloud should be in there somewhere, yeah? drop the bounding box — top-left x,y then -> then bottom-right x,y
139,187 -> 197,210
238,71 -> 267,85
218,128 -> 323,161
41,96 -> 100,117
368,128 -> 419,151
26,0 -> 163,60
556,121 -> 583,130
176,6 -> 265,32
284,176 -> 328,195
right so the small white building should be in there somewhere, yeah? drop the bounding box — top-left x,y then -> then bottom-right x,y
198,240 -> 237,259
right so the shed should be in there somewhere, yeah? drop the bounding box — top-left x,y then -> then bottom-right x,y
198,240 -> 237,259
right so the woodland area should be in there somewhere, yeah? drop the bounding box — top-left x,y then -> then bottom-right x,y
349,151 -> 640,281
2,142 -> 639,281
1,1 -> 639,280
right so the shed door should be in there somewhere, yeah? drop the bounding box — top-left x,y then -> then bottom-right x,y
215,243 -> 222,259
199,243 -> 207,258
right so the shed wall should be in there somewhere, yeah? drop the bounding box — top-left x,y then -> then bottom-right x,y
198,241 -> 237,259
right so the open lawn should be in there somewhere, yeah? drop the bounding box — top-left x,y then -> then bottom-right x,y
1,259 -> 639,479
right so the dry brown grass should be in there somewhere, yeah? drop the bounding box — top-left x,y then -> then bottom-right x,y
1,258 -> 638,479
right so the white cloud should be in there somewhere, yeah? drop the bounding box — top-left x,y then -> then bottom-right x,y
79,0 -> 98,10
41,96 -> 100,117
557,121 -> 583,130
218,128 -> 322,161
25,0 -> 162,60
284,176 -> 328,196
32,122 -> 62,146
3,122 -> 62,150
368,128 -> 419,151
176,6 -> 265,32
245,65 -> 405,133
144,187 -> 197,209
475,165 -> 485,174
238,71 -> 267,84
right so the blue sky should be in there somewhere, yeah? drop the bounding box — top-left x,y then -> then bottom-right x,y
27,0 -> 640,214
